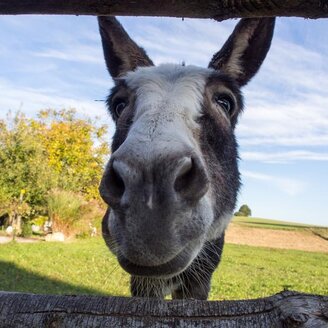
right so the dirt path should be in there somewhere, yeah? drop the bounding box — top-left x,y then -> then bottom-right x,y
0,236 -> 40,244
226,224 -> 328,253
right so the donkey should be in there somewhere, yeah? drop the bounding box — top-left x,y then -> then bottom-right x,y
98,16 -> 275,299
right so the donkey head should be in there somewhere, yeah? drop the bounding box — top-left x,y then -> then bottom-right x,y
99,16 -> 275,299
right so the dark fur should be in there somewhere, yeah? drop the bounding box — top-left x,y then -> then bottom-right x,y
98,17 -> 153,78
209,18 -> 275,86
102,73 -> 241,299
98,16 -> 275,299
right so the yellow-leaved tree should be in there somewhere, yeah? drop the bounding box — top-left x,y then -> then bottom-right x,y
0,109 -> 110,236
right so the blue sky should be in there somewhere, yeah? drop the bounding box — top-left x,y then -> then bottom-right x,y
0,15 -> 327,226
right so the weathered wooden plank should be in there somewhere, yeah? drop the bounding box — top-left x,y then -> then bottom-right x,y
0,0 -> 327,20
0,290 -> 327,327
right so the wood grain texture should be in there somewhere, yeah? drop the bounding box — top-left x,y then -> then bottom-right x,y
0,0 -> 327,20
0,291 -> 327,327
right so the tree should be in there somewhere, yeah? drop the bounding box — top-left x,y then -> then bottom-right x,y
0,113 -> 54,231
0,109 -> 109,231
234,204 -> 252,217
0,113 -> 55,208
35,109 -> 109,199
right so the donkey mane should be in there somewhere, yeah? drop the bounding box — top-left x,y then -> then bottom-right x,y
98,16 -> 275,300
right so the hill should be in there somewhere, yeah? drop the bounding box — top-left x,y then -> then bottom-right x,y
227,216 -> 328,253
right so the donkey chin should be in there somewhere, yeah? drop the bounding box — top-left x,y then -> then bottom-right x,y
98,16 -> 275,299
103,189 -> 216,279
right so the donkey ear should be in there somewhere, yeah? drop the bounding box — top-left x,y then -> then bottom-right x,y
208,18 -> 275,86
98,16 -> 154,78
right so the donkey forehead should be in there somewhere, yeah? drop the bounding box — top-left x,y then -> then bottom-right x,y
122,64 -> 214,118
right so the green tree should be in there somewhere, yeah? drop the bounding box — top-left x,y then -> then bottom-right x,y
0,113 -> 53,206
0,112 -> 54,232
234,204 -> 252,217
0,109 -> 109,232
35,109 -> 109,199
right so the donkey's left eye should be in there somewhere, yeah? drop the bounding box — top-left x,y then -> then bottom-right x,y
213,95 -> 234,115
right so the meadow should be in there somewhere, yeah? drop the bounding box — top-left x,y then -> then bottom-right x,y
0,237 -> 327,300
232,216 -> 328,240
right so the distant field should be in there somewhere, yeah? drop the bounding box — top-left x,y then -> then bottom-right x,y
0,238 -> 327,300
232,216 -> 328,237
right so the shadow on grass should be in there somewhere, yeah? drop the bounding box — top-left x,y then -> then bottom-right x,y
0,260 -> 110,296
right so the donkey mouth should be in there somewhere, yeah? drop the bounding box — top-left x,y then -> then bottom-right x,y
117,247 -> 196,278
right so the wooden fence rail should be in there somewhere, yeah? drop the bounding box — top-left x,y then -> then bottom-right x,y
0,290 -> 327,327
0,0 -> 327,20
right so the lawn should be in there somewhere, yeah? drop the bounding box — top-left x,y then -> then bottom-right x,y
232,216 -> 317,229
0,238 -> 327,300
232,216 -> 328,236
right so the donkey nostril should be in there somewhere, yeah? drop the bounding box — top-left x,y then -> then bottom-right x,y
174,157 -> 194,193
174,156 -> 209,201
178,157 -> 193,177
107,160 -> 125,200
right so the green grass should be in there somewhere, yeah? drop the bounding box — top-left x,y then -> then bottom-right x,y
232,216 -> 327,232
0,238 -> 327,300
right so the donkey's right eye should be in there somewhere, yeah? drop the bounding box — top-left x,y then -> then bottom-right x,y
114,101 -> 127,117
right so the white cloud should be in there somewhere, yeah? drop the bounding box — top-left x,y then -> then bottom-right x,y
121,17 -> 328,152
125,17 -> 232,66
241,150 -> 328,163
238,78 -> 328,147
0,79 -> 112,129
265,41 -> 328,94
1,16 -> 328,158
242,170 -> 306,196
236,29 -> 328,149
238,93 -> 328,147
32,45 -> 103,64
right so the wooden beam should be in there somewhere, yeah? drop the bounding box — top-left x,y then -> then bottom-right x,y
0,0 -> 327,20
0,290 -> 327,327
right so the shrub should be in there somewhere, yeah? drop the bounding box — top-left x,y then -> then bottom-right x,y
46,189 -> 105,237
20,221 -> 33,237
75,231 -> 89,239
31,215 -> 48,227
47,189 -> 84,235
